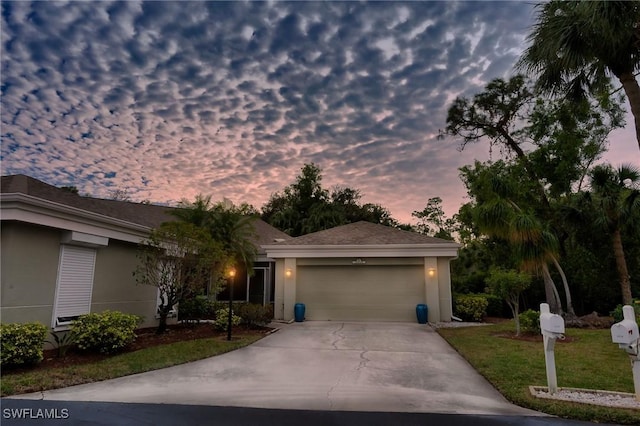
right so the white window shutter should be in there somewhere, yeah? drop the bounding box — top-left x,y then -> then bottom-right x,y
53,245 -> 96,326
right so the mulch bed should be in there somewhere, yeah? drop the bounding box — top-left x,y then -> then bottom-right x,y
5,323 -> 272,374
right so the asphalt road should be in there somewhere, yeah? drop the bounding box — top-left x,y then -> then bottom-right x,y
0,400 -> 606,426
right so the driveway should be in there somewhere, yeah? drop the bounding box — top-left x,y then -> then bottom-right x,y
11,322 -> 542,416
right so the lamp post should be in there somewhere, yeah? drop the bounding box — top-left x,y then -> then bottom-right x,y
227,268 -> 236,341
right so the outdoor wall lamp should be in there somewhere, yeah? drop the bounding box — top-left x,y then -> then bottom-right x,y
285,268 -> 292,278
428,268 -> 436,278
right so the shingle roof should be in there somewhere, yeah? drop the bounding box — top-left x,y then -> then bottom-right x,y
1,174 -> 290,248
272,221 -> 455,246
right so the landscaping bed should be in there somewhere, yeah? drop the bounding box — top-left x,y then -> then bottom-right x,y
1,323 -> 271,397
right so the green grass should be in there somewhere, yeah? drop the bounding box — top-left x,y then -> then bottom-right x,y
438,321 -> 640,424
1,334 -> 263,397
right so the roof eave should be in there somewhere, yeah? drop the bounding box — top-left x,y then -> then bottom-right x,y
1,193 -> 152,243
263,243 -> 461,258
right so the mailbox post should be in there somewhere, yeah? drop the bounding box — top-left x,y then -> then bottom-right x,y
540,303 -> 565,395
610,305 -> 640,401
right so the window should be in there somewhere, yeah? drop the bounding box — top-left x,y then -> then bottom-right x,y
52,245 -> 97,327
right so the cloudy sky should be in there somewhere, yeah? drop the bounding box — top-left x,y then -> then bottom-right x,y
2,1 -> 638,223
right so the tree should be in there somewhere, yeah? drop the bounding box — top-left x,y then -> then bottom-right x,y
108,188 -> 131,201
412,197 -> 456,240
584,164 -> 640,304
172,196 -> 259,285
134,221 -> 223,334
518,0 -> 640,151
460,161 -> 571,316
262,163 -> 401,236
446,75 -> 623,316
208,200 -> 259,274
486,268 -> 532,336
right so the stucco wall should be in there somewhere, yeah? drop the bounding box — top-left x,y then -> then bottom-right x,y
1,221 -> 158,329
1,222 -> 60,325
92,239 -> 158,328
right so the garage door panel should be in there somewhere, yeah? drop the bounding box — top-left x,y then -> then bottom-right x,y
297,265 -> 424,321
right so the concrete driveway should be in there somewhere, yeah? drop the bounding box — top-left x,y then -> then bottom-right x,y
12,322 -> 542,416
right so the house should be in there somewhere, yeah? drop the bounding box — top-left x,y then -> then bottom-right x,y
0,174 -> 289,329
264,221 -> 460,323
1,174 -> 460,329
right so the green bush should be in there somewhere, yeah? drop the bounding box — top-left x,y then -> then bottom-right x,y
610,302 -> 640,323
179,296 -> 216,322
454,294 -> 488,322
1,322 -> 48,367
482,293 -> 507,317
213,307 -> 241,331
71,311 -> 141,354
519,309 -> 541,334
236,303 -> 274,328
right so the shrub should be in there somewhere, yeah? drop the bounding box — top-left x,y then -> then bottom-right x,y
1,322 -> 48,367
179,296 -> 216,322
519,309 -> 541,334
236,303 -> 274,328
610,302 -> 640,323
454,294 -> 488,322
213,307 -> 241,331
71,311 -> 141,354
483,293 -> 507,317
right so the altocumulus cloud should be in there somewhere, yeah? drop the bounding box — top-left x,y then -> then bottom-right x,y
3,1 -> 631,222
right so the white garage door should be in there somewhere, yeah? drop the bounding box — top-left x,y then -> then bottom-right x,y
297,265 -> 425,321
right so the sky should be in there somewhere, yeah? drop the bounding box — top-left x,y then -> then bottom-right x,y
1,1 -> 638,224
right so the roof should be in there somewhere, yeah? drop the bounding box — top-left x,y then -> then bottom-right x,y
1,174 -> 290,249
263,221 -> 460,258
270,221 -> 455,246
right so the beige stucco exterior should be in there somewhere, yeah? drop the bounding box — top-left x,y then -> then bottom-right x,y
272,255 -> 456,323
0,221 -> 158,329
1,222 -> 61,325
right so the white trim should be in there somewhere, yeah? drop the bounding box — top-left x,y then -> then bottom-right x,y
263,243 -> 460,258
62,231 -> 109,247
1,193 -> 152,243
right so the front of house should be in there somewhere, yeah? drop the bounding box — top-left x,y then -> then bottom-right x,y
0,175 -> 289,330
1,175 -> 459,330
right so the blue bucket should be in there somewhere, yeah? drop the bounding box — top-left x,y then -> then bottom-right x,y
294,303 -> 306,322
416,304 -> 428,324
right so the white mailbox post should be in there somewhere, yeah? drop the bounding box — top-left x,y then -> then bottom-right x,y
540,303 -> 565,395
610,305 -> 640,401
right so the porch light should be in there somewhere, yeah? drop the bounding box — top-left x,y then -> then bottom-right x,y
285,268 -> 292,278
428,268 -> 436,278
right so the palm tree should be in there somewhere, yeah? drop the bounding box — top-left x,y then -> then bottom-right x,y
171,194 -> 214,228
586,164 -> 640,304
468,164 -> 575,316
171,196 -> 258,297
518,1 -> 640,151
208,200 -> 258,273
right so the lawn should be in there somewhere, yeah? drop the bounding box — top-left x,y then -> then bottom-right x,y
437,321 -> 639,424
1,331 -> 264,397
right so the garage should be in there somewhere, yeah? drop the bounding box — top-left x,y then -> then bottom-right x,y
264,221 -> 460,323
296,263 -> 424,321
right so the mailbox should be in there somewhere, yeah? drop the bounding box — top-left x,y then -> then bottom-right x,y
540,303 -> 565,336
541,313 -> 565,334
611,305 -> 639,345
